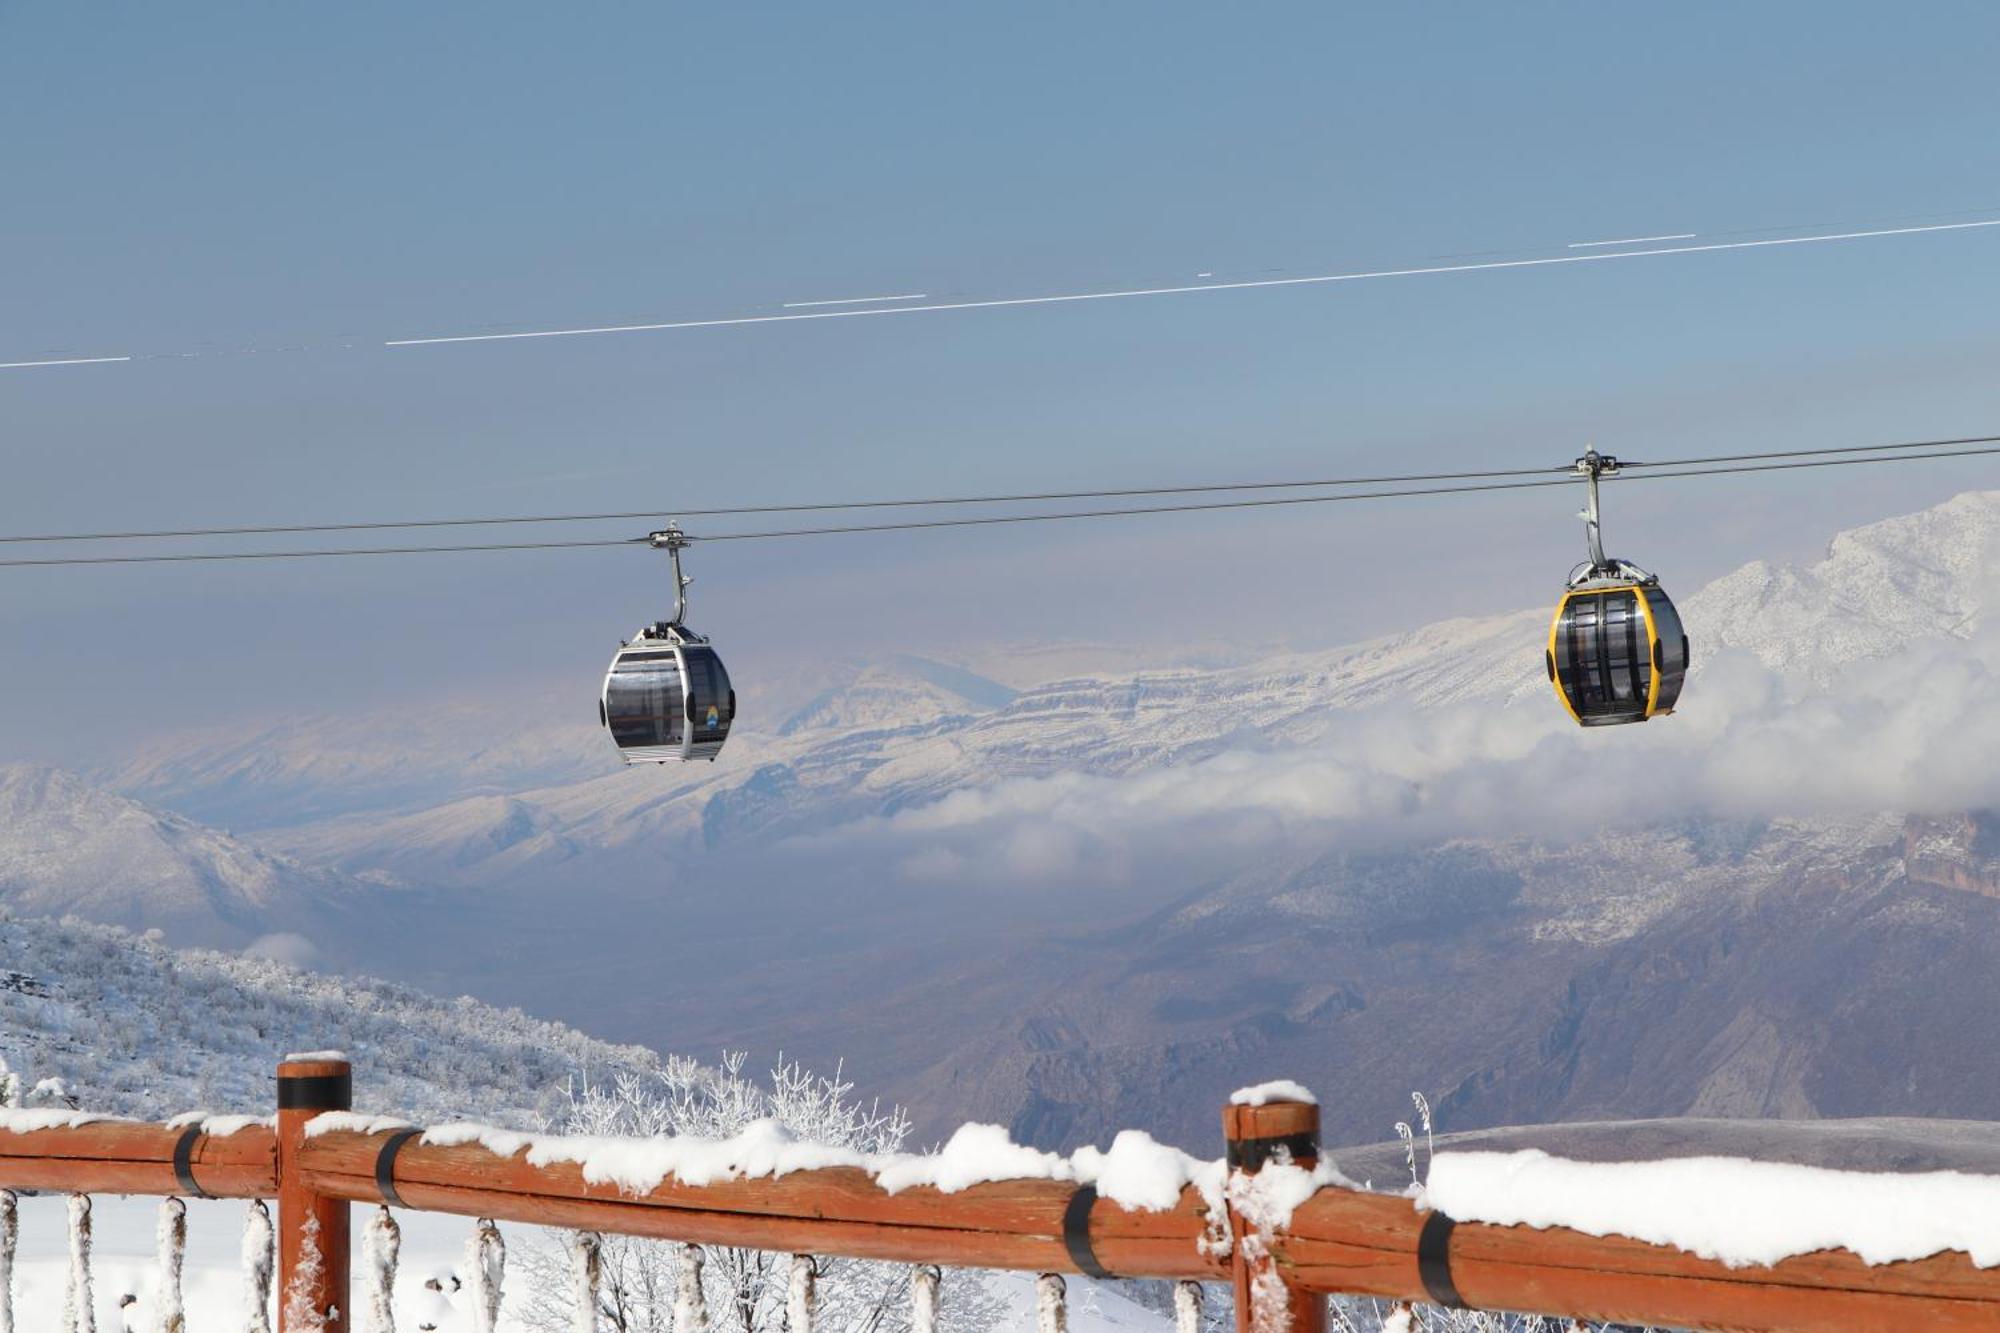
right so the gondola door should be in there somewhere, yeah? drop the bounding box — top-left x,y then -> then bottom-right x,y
604,648 -> 687,761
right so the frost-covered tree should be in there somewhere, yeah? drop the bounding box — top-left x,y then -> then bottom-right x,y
517,1054 -> 1005,1333
1329,1302 -> 1664,1332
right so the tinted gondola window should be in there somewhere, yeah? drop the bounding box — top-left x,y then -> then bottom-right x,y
681,647 -> 733,744
1642,587 -> 1689,713
606,652 -> 684,749
1646,590 -> 1687,672
1555,589 -> 1653,724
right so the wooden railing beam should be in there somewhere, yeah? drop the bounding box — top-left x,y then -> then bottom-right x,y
0,1121 -> 275,1198
296,1131 -> 1225,1279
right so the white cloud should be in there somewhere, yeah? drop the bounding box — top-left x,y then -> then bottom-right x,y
245,932 -> 321,967
794,624 -> 2000,891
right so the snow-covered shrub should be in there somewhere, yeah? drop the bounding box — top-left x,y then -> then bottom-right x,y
1329,1302 -> 1662,1332
0,913 -> 659,1124
516,1053 -> 1006,1333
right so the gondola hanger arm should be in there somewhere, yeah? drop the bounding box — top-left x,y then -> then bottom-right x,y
648,522 -> 695,625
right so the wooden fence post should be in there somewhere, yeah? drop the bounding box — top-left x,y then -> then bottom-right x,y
277,1055 -> 352,1332
1223,1096 -> 1325,1333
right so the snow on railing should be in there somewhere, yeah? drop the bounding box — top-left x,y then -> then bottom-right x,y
0,1056 -> 1995,1331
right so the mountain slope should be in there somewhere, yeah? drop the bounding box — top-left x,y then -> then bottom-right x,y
1685,489 -> 2000,680
0,764 -> 391,951
0,911 -> 657,1123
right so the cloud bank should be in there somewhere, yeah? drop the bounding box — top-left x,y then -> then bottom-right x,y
791,625 -> 2000,891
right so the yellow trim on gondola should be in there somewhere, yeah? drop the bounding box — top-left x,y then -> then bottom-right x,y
1548,584 -> 1666,724
1546,597 -> 1581,724
1635,587 -> 1663,718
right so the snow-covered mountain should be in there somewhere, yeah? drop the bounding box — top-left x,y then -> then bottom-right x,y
108,689 -> 612,830
0,764 -> 391,952
149,490 -> 2000,892
1685,488 -> 2000,680
209,607 -> 1548,886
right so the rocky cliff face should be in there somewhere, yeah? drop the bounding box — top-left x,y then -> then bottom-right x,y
1902,812 -> 2000,900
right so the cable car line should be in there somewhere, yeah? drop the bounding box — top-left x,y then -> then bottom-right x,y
0,537 -> 639,568
2,441 -> 1996,570
0,463 -> 1575,546
0,477 -> 1579,565
5,432 -> 1998,549
1622,432 -> 2000,471
674,445 -> 2000,544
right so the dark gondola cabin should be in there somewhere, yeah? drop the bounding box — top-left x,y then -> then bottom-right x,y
602,626 -> 735,762
1547,579 -> 1687,726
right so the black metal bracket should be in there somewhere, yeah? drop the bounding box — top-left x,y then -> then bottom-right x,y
1417,1211 -> 1466,1309
374,1128 -> 422,1209
1062,1184 -> 1114,1279
172,1124 -> 212,1200
276,1071 -> 351,1111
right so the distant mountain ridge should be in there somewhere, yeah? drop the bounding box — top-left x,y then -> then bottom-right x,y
136,491 -> 2000,892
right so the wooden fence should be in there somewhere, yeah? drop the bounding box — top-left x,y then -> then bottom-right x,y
0,1056 -> 1996,1332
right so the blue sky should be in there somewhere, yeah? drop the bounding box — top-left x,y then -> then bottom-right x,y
6,1 -> 2000,759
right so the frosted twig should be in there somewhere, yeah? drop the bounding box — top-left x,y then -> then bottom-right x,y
156,1197 -> 187,1333
361,1206 -> 401,1333
674,1243 -> 710,1333
1395,1124 -> 1417,1189
466,1218 -> 506,1333
570,1232 -> 602,1333
786,1255 -> 816,1333
0,1190 -> 14,1333
910,1265 -> 940,1333
64,1194 -> 95,1333
1173,1280 -> 1203,1333
242,1200 -> 275,1333
1036,1273 -> 1068,1333
1411,1093 -> 1434,1169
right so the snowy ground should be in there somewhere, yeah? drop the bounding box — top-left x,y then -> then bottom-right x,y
12,1193 -> 1173,1332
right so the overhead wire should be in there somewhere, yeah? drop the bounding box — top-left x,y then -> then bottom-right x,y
674,445 -> 2000,543
5,432 -> 1999,549
0,462 -> 1575,545
1623,432 -> 2000,470
0,441 -> 1995,569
